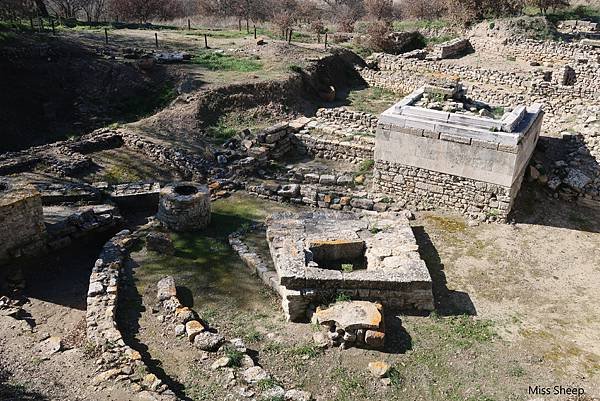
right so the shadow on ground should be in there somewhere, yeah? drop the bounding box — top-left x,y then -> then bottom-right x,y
412,226 -> 477,316
117,257 -> 193,401
0,368 -> 49,401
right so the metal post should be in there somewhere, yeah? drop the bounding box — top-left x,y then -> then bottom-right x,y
155,32 -> 158,48
105,28 -> 108,44
288,29 -> 293,44
325,33 -> 328,48
254,25 -> 256,39
204,34 -> 208,49
188,19 -> 191,30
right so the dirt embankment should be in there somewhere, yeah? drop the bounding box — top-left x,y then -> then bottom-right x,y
0,34 -> 173,152
134,47 -> 367,143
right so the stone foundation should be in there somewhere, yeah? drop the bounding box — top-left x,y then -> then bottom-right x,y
266,211 -> 433,322
373,84 -> 544,220
0,181 -> 47,263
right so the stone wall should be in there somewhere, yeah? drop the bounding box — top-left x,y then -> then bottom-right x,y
361,47 -> 599,134
86,230 -> 177,400
0,182 -> 47,263
373,160 -> 515,221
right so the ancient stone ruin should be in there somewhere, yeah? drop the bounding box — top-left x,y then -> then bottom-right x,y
373,81 -> 544,221
157,182 -> 211,231
0,180 -> 46,262
266,210 -> 434,322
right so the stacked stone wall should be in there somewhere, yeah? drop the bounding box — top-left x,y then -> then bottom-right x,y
373,160 -> 514,221
0,184 -> 47,263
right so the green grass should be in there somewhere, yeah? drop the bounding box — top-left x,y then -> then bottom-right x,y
393,19 -> 449,32
102,165 -> 142,184
191,50 -> 262,72
525,4 -> 600,23
205,118 -> 238,143
257,377 -> 281,391
290,344 -> 321,359
335,292 -> 352,302
224,349 -> 245,367
425,35 -> 457,45
353,159 -> 374,181
244,328 -> 264,343
116,83 -> 176,120
346,87 -> 399,115
331,367 -> 368,401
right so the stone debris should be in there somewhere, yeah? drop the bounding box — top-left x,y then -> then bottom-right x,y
367,361 -> 391,378
185,320 -> 206,342
285,389 -> 313,401
241,366 -> 270,384
193,331 -> 225,351
315,301 -> 382,331
156,276 -> 177,302
146,232 -> 175,255
313,301 -> 386,350
37,336 -> 63,356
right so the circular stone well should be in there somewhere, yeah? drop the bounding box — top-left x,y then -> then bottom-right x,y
157,182 -> 211,231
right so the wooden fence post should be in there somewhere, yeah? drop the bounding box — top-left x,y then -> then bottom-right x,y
325,33 -> 328,48
155,32 -> 158,48
51,19 -> 55,35
105,28 -> 108,44
204,34 -> 208,49
288,29 -> 293,44
254,25 -> 257,39
188,19 -> 191,30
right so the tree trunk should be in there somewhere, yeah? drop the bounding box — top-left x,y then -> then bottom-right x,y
34,0 -> 49,17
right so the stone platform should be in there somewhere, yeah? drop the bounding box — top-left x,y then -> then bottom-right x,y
266,210 -> 434,322
374,82 -> 544,221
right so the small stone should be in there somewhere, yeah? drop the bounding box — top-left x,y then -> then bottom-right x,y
175,324 -> 186,336
241,366 -> 270,384
364,330 -> 385,349
92,368 -> 121,385
146,232 -> 174,255
185,320 -> 206,342
312,332 -> 330,349
156,276 -> 177,302
262,386 -> 285,400
211,356 -> 231,370
194,331 -> 225,351
285,389 -> 313,401
241,354 -> 255,368
88,282 -> 104,296
368,361 -> 390,378
142,373 -> 158,388
175,307 -> 195,324
38,336 -> 62,355
381,377 -> 392,386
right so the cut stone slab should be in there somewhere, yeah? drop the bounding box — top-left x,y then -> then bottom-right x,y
315,301 -> 382,331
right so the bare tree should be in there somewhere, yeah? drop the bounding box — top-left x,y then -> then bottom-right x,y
109,0 -> 179,22
47,0 -> 85,18
364,0 -> 393,21
528,0 -> 569,14
81,0 -> 107,22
